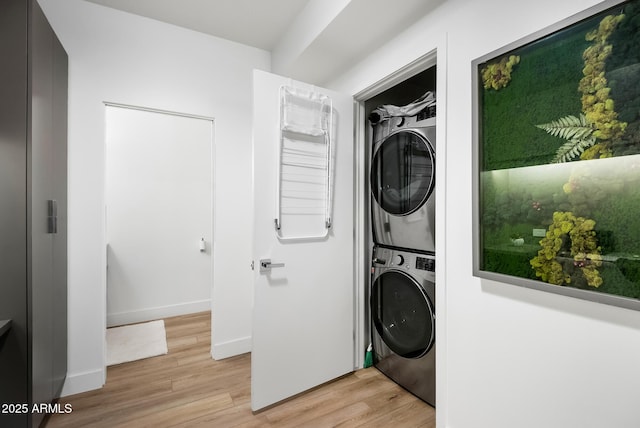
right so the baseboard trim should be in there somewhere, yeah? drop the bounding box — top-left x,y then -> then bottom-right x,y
61,368 -> 105,397
107,300 -> 211,327
211,336 -> 251,360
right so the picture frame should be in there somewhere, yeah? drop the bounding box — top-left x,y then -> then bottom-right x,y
472,0 -> 640,310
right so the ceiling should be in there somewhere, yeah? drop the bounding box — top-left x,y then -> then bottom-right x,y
84,0 -> 310,51
83,0 -> 443,85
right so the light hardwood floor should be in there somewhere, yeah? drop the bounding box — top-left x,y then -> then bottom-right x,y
47,312 -> 435,427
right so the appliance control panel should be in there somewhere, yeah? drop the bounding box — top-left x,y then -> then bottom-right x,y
416,105 -> 436,121
415,256 -> 435,272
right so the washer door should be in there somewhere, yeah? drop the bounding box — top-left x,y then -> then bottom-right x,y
371,270 -> 435,359
371,130 -> 435,216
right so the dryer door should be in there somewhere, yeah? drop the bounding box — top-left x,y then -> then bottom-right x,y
371,130 -> 434,216
371,270 -> 435,358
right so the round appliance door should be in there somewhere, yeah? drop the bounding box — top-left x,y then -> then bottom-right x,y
371,270 -> 435,359
371,130 -> 435,216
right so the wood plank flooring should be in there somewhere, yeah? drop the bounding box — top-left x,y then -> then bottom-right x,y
47,312 -> 435,427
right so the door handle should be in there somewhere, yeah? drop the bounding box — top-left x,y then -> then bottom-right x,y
260,259 -> 285,273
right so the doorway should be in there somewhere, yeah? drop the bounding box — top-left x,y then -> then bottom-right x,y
105,104 -> 214,327
353,54 -> 438,366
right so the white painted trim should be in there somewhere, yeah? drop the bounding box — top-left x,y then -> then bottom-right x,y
101,106 -> 109,393
103,101 -> 215,122
209,114 -> 217,360
352,100 -> 367,369
353,50 -> 438,101
434,32 -> 449,428
60,368 -> 105,397
211,336 -> 252,360
106,299 -> 211,327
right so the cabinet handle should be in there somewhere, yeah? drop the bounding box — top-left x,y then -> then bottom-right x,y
47,200 -> 57,234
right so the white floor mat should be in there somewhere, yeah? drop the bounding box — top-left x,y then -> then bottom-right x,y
107,320 -> 168,366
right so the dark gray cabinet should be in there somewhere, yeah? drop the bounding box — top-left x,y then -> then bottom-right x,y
0,0 -> 68,426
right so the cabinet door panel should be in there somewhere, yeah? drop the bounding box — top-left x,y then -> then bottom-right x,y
0,0 -> 29,427
51,30 -> 68,397
29,2 -> 55,426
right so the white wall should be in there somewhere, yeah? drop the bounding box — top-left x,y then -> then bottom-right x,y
38,0 -> 269,395
329,1 -> 640,427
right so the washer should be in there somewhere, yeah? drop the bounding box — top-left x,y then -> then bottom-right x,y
370,245 -> 436,406
370,112 -> 436,253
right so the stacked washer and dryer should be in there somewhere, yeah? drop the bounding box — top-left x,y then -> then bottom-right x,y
368,93 -> 437,406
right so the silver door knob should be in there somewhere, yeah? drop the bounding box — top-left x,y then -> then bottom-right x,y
259,258 -> 285,273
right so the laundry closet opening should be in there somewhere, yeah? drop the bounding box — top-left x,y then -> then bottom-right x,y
360,64 -> 437,342
360,63 -> 438,406
104,104 -> 214,328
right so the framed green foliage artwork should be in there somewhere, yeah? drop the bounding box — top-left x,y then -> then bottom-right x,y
472,0 -> 640,310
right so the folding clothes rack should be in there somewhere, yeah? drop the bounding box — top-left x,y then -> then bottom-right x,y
275,85 -> 333,240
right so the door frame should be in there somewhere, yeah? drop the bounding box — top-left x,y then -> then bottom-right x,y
351,41 -> 447,422
101,101 -> 215,363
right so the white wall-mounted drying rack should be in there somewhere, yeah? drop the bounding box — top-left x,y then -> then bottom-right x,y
275,85 -> 333,240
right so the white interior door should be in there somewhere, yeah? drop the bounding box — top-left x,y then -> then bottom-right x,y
251,70 -> 355,411
105,105 -> 213,326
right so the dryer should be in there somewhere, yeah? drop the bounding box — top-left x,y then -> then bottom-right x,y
370,245 -> 436,406
370,113 -> 436,253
